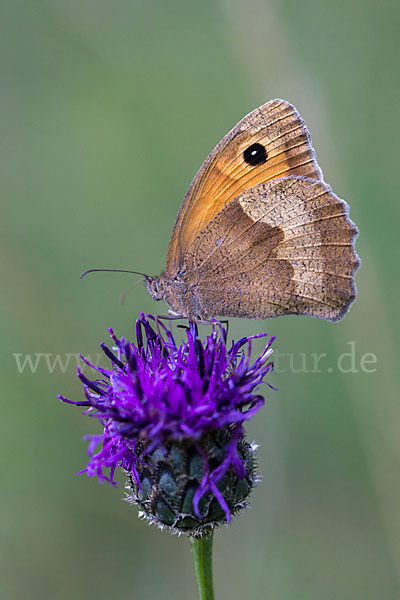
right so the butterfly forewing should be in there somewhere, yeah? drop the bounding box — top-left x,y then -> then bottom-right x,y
166,99 -> 322,274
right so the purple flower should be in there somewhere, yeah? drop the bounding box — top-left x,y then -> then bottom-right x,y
59,314 -> 274,533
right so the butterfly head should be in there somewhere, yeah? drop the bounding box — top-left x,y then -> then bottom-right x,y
145,275 -> 166,302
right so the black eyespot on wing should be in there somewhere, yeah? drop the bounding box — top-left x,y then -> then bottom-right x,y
243,143 -> 267,166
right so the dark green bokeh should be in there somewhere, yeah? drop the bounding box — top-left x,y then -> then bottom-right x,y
1,1 -> 399,598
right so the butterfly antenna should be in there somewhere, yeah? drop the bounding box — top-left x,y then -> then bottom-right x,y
80,268 -> 152,281
119,279 -> 144,305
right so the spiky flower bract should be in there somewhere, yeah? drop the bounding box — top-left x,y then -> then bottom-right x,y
59,314 -> 274,534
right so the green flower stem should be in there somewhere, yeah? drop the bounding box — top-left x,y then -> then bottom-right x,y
191,530 -> 215,600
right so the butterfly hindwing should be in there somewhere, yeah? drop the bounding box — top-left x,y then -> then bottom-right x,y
182,176 -> 359,321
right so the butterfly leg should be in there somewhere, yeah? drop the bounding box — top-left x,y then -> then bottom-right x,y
154,312 -> 185,322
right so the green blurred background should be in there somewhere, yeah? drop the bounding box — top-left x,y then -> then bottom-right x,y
2,0 -> 399,598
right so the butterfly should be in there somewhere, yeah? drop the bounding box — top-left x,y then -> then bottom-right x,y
145,99 -> 359,322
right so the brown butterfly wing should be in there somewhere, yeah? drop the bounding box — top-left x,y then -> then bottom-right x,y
183,176 -> 359,321
166,99 -> 323,275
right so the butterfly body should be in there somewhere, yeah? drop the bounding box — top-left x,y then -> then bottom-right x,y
147,100 -> 359,322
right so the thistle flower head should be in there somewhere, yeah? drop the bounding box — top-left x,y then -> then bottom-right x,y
59,314 -> 274,534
